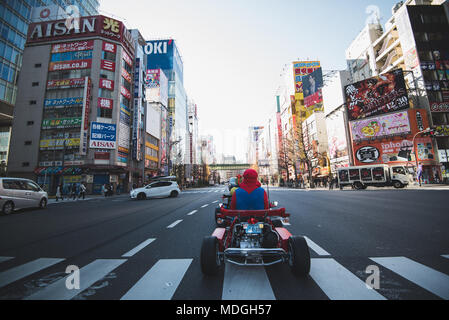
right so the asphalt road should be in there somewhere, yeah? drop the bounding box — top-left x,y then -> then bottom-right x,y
0,186 -> 448,300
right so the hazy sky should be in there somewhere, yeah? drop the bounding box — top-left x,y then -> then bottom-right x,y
100,0 -> 400,161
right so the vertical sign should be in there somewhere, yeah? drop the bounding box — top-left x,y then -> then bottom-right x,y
79,77 -> 91,155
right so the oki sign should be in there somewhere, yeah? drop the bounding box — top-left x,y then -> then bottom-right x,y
144,41 -> 170,55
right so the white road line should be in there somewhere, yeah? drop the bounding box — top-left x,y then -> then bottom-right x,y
121,259 -> 192,300
187,210 -> 198,216
442,255 -> 449,259
212,200 -> 219,203
25,259 -> 126,300
167,220 -> 183,229
122,239 -> 156,258
201,204 -> 209,208
222,264 -> 275,300
304,236 -> 331,256
0,258 -> 65,288
0,256 -> 14,264
371,256 -> 449,300
310,258 -> 386,300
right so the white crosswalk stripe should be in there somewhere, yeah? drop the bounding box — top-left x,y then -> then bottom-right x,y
122,239 -> 156,258
121,259 -> 192,300
25,259 -> 126,300
304,237 -> 331,256
0,258 -> 65,288
371,256 -> 449,300
0,257 -> 14,264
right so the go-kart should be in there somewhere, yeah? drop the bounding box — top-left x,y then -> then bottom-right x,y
201,207 -> 311,276
214,194 -> 232,227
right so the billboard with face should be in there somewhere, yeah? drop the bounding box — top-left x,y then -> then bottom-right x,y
293,61 -> 321,100
345,69 -> 410,121
303,67 -> 323,108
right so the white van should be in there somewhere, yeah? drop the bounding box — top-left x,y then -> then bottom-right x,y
0,178 -> 48,214
337,164 -> 413,190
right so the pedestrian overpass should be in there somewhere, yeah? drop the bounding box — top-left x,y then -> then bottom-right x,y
208,163 -> 250,181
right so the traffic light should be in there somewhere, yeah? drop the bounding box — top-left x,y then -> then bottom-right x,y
422,128 -> 435,137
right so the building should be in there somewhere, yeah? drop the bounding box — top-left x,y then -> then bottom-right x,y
0,0 -> 99,170
144,39 -> 188,173
7,14 -> 137,194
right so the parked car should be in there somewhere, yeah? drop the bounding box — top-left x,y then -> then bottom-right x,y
0,178 -> 48,215
130,181 -> 181,200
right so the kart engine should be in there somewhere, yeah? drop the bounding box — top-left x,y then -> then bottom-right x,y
232,221 -> 279,249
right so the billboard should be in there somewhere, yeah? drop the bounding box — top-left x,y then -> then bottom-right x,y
42,118 -> 82,129
47,78 -> 85,89
89,122 -> 117,149
293,61 -> 321,100
80,77 -> 91,156
345,69 -> 410,121
326,111 -> 349,161
44,97 -> 83,107
144,40 -> 174,71
146,69 -> 168,107
49,60 -> 92,71
350,111 -> 411,142
303,67 -> 324,108
51,40 -> 94,53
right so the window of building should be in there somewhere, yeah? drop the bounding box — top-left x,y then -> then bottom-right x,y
29,100 -> 36,105
34,63 -> 41,68
24,140 -> 31,145
100,69 -> 115,80
32,81 -> 38,87
98,88 -> 113,99
22,162 -> 29,167
102,51 -> 116,62
98,107 -> 113,119
27,121 -> 34,126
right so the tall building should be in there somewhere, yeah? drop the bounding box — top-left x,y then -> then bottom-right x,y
144,39 -> 188,172
0,0 -> 99,168
7,14 -> 137,194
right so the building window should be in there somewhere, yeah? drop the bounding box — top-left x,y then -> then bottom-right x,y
32,81 -> 39,87
27,121 -> 34,126
98,107 -> 113,119
24,141 -> 32,145
29,100 -> 36,105
22,162 -> 29,167
34,63 -> 41,68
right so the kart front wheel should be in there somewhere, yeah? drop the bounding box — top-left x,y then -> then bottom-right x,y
201,236 -> 222,275
288,235 -> 311,276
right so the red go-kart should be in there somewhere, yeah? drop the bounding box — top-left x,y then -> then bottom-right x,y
201,207 -> 311,276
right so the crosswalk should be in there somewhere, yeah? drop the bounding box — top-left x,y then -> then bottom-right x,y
1,249 -> 448,300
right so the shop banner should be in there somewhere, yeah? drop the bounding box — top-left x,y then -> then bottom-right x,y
99,79 -> 115,91
44,97 -> 83,107
47,78 -> 85,89
80,77 -> 91,155
49,60 -> 92,71
122,50 -> 133,67
350,111 -> 411,141
416,137 -> 436,161
90,122 -> 117,149
101,60 -> 116,71
40,138 -> 80,149
102,41 -> 116,53
42,117 -> 82,129
121,86 -> 131,100
430,102 -> 449,113
51,40 -> 94,53
98,97 -> 113,109
345,69 -> 410,121
122,68 -> 132,83
50,50 -> 93,62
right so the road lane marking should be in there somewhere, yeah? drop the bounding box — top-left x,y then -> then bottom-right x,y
304,237 -> 331,256
187,210 -> 198,216
122,239 -> 156,257
121,259 -> 192,300
201,204 -> 209,208
0,257 -> 14,264
212,200 -> 219,203
442,255 -> 449,259
25,259 -> 126,300
222,264 -> 275,300
0,258 -> 65,288
167,220 -> 183,229
310,258 -> 386,300
370,256 -> 449,300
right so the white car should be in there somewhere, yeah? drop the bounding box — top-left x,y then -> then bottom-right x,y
130,181 -> 181,200
0,178 -> 48,215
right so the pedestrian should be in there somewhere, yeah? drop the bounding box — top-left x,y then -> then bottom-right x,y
417,163 -> 423,187
102,184 -> 107,197
71,183 -> 77,200
329,176 -> 333,190
79,183 -> 86,200
56,183 -> 64,201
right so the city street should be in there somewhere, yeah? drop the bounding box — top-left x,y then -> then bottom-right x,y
0,186 -> 448,300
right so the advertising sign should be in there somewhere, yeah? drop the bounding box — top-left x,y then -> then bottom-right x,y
146,69 -> 161,87
430,102 -> 449,113
49,60 -> 92,71
44,97 -> 83,107
51,40 -> 94,53
89,122 -> 117,149
345,69 -> 410,121
293,61 -> 321,99
122,50 -> 133,67
40,138 -> 80,149
80,77 -> 91,155
99,79 -> 114,91
122,68 -> 132,83
121,86 -> 131,100
416,137 -> 436,161
50,50 -> 93,62
326,111 -> 349,161
353,139 -> 413,166
102,41 -> 116,53
98,97 -> 113,109
303,67 -> 324,108
101,60 -> 115,72
350,111 -> 411,141
144,40 -> 174,70
47,78 -> 85,89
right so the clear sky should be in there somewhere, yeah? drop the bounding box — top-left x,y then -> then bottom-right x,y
100,0 -> 400,161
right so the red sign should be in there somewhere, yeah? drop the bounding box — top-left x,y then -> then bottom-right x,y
47,78 -> 85,89
122,50 -> 133,67
101,60 -> 115,71
122,68 -> 132,83
49,60 -> 92,71
98,97 -> 113,109
51,40 -> 94,53
94,151 -> 110,160
99,79 -> 115,91
120,86 -> 131,100
83,78 -> 91,131
102,41 -> 116,53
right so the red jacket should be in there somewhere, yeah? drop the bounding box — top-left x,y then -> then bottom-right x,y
230,169 -> 269,210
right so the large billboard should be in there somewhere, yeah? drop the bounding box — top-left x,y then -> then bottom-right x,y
326,111 -> 349,162
145,69 -> 168,107
89,122 -> 117,149
345,69 -> 410,121
350,111 -> 411,142
303,67 -> 324,108
293,61 -> 321,100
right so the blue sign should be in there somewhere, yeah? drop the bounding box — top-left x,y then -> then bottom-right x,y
90,122 -> 116,142
144,39 -> 184,83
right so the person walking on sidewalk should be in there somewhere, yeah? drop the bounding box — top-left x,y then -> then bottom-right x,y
79,183 -> 86,200
56,183 -> 64,201
71,183 -> 78,200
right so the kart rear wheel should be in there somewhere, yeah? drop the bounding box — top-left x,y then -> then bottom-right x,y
288,235 -> 311,276
201,236 -> 222,275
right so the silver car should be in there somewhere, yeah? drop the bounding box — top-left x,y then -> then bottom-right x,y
0,178 -> 48,215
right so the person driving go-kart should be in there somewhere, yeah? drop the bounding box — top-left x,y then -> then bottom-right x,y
230,169 -> 269,210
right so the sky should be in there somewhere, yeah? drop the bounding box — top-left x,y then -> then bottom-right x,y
100,0 -> 400,161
